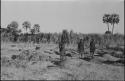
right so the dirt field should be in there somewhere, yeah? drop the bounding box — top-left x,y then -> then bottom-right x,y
1,42 -> 124,80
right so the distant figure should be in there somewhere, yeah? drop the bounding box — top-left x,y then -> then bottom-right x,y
78,39 -> 84,58
59,41 -> 65,61
90,39 -> 96,58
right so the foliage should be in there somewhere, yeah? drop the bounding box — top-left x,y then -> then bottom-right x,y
33,24 -> 40,34
22,21 -> 31,33
110,14 -> 120,34
1,19 -> 123,46
103,14 -> 111,31
10,21 -> 19,29
105,31 -> 111,34
103,13 -> 120,34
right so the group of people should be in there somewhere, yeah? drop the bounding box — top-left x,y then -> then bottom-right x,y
78,38 -> 96,59
59,38 -> 96,61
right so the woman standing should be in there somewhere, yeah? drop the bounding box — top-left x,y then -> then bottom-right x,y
90,39 -> 96,58
78,39 -> 84,58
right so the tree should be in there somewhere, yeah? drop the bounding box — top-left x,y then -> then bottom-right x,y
33,24 -> 40,34
7,24 -> 12,33
7,21 -> 18,33
22,21 -> 31,33
33,24 -> 40,43
22,21 -> 31,42
110,14 -> 120,34
103,14 -> 111,32
10,21 -> 19,30
6,21 -> 19,42
30,28 -> 35,43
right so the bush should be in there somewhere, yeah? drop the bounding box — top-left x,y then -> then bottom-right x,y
1,56 -> 11,67
105,31 -> 112,34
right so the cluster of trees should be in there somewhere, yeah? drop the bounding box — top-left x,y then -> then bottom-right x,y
1,21 -> 124,47
1,21 -> 42,43
0,21 -> 77,43
1,13 -> 123,46
103,13 -> 120,34
0,23 -> 75,44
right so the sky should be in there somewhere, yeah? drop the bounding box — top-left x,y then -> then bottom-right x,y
1,0 -> 124,34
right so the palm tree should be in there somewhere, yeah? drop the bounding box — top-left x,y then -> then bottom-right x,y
33,24 -> 40,43
103,14 -> 111,32
30,28 -> 35,43
110,14 -> 120,34
22,21 -> 31,42
33,24 -> 40,34
22,21 -> 31,34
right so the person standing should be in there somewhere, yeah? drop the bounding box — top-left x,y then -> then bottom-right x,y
90,38 -> 96,58
78,39 -> 84,58
59,41 -> 65,61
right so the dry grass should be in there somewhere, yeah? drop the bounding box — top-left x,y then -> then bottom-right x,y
1,42 -> 124,80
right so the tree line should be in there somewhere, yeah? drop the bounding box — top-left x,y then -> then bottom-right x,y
1,13 -> 123,47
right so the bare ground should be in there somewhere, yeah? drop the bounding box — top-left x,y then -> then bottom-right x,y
1,42 -> 124,80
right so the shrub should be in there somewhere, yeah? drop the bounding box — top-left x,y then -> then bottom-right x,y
105,31 -> 112,34
1,56 -> 11,67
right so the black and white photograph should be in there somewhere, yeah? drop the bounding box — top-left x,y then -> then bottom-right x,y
1,0 -> 124,80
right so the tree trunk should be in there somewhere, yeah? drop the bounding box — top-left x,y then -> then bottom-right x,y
112,24 -> 114,34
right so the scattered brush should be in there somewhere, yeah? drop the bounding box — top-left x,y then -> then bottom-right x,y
111,51 -> 124,58
66,53 -> 72,57
11,45 -> 16,47
115,58 -> 125,64
35,46 -> 40,50
44,50 -> 53,54
106,45 -> 124,52
54,51 -> 60,55
11,55 -> 19,60
18,49 -> 22,51
102,59 -> 124,66
1,56 -> 11,67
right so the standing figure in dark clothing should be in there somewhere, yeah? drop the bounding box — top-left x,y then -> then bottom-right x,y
90,39 -> 96,58
59,41 -> 65,61
78,39 -> 84,58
